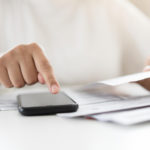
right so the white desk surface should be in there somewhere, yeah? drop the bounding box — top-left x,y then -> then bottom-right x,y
1,80 -> 150,150
1,111 -> 150,150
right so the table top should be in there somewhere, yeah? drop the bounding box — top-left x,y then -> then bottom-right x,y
1,110 -> 150,150
1,80 -> 150,150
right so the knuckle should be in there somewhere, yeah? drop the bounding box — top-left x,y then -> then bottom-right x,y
29,43 -> 40,52
0,54 -> 18,67
10,44 -> 32,61
0,44 -> 30,64
4,49 -> 20,61
16,44 -> 26,50
15,44 -> 27,55
0,53 -> 12,66
29,42 -> 39,48
7,49 -> 16,57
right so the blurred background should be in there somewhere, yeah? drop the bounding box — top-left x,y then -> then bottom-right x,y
0,0 -> 150,86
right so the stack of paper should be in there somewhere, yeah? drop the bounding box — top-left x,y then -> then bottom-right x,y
91,107 -> 150,125
58,82 -> 150,117
58,72 -> 150,125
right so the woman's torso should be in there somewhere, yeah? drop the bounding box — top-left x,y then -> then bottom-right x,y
0,0 -> 122,85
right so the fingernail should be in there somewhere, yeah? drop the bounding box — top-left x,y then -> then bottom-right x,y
51,85 -> 59,94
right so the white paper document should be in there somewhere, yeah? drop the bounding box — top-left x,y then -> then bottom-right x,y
91,107 -> 150,125
101,71 -> 150,85
0,99 -> 17,110
0,83 -> 49,110
58,83 -> 150,117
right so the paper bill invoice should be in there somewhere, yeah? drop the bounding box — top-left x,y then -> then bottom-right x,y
58,82 -> 150,117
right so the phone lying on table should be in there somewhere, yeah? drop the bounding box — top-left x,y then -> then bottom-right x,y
17,92 -> 78,116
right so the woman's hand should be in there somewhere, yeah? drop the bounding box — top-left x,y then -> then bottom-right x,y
0,43 -> 60,94
136,57 -> 150,91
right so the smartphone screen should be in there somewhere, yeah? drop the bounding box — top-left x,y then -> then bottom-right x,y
17,92 -> 78,116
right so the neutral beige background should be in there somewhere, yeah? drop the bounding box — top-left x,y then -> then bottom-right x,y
130,0 -> 150,17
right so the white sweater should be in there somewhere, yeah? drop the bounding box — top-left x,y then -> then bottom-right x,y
0,0 -> 150,85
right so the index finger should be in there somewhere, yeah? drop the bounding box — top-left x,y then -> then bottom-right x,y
32,45 -> 60,94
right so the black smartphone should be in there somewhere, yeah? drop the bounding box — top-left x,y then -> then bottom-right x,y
17,92 -> 78,116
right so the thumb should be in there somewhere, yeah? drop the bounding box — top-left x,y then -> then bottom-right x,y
38,73 -> 45,84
